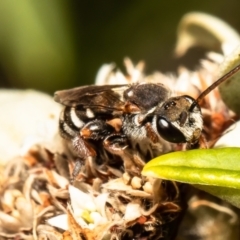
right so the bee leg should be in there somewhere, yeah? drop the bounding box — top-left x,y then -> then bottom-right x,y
80,119 -> 115,140
70,160 -> 83,183
103,134 -> 144,176
71,156 -> 107,183
186,134 -> 208,150
198,134 -> 209,148
70,136 -> 98,182
103,134 -> 128,155
72,135 -> 95,159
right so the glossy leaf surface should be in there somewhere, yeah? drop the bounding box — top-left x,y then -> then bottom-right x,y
142,148 -> 240,207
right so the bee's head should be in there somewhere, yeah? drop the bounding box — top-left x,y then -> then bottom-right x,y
153,95 -> 203,144
153,63 -> 240,144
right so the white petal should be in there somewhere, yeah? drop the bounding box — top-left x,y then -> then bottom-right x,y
95,63 -> 116,85
215,121 -> 240,148
114,70 -> 128,84
88,223 -> 95,230
90,211 -> 107,226
69,185 -> 96,211
124,202 -> 142,223
47,214 -> 68,230
94,193 -> 109,219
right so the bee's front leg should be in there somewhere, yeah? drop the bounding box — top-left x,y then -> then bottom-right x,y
103,134 -> 145,176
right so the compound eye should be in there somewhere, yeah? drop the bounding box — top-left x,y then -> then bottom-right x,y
157,117 -> 186,143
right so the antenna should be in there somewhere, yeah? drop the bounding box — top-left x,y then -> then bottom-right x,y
189,63 -> 240,112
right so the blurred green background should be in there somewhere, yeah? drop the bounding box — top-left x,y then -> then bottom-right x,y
0,0 -> 239,93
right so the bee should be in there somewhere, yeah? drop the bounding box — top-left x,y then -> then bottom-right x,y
54,64 -> 240,180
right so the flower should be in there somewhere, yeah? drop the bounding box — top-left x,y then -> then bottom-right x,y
47,185 -> 110,231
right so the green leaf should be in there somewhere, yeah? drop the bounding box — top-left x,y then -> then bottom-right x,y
142,148 -> 240,207
218,45 -> 240,115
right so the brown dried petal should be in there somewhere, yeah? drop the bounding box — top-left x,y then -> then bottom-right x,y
37,224 -> 63,240
103,178 -> 151,198
48,184 -> 69,199
14,196 -> 33,227
0,211 -> 24,233
1,189 -> 22,212
67,209 -> 95,240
